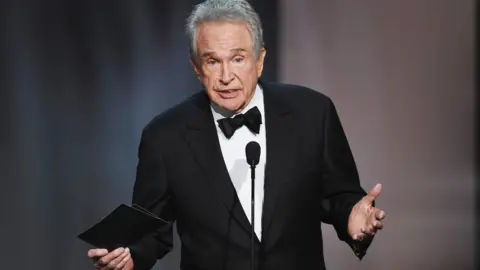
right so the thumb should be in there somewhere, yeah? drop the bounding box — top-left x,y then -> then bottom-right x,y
364,183 -> 382,202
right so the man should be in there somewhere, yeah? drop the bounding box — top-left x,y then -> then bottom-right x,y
88,0 -> 386,269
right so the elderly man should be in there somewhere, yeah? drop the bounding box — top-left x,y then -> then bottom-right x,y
87,0 -> 386,269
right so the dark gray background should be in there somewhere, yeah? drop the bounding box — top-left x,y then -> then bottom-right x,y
0,1 -> 277,269
0,0 -> 476,269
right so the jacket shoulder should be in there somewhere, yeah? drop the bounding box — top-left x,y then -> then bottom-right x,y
264,81 -> 333,110
141,91 -> 205,137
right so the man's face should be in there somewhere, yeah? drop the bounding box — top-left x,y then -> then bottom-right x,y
191,21 -> 266,113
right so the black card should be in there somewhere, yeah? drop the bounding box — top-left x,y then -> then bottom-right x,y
77,204 -> 169,251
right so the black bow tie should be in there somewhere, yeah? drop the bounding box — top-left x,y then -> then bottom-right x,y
217,106 -> 262,139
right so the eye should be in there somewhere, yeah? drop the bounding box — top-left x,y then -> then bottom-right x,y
233,57 -> 244,63
206,59 -> 217,65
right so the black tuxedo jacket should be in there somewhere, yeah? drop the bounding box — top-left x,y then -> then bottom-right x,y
129,81 -> 371,270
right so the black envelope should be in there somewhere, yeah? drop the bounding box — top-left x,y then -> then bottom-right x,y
77,204 -> 169,251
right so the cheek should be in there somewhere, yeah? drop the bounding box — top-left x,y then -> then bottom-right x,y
200,76 -> 217,95
237,68 -> 257,86
199,71 -> 216,86
233,66 -> 250,80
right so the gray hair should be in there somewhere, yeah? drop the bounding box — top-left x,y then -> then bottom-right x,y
186,0 -> 264,63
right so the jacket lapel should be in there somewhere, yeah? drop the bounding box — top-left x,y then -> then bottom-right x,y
184,92 -> 255,239
260,82 -> 297,236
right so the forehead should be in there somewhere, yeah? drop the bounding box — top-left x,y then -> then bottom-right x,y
196,21 -> 253,54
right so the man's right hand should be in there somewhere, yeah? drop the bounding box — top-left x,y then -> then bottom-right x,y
88,247 -> 134,270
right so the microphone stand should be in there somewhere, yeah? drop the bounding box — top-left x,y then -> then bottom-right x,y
246,141 -> 260,270
249,163 -> 256,270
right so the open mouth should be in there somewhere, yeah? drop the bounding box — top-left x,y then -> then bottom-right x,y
216,89 -> 238,92
216,89 -> 240,99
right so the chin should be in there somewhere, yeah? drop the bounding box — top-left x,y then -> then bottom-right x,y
217,99 -> 245,112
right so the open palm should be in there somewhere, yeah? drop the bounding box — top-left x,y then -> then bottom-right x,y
348,184 -> 386,241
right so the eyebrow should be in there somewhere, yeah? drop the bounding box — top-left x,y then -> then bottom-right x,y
200,48 -> 247,58
231,48 -> 247,54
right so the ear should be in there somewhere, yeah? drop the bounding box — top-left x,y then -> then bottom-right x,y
256,48 -> 267,77
190,57 -> 201,80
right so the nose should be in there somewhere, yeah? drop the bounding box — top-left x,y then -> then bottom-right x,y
219,63 -> 234,84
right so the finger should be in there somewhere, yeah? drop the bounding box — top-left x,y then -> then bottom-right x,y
88,249 -> 109,258
106,248 -> 129,269
353,233 -> 365,241
95,260 -> 108,269
373,220 -> 384,230
115,252 -> 131,269
365,183 -> 382,203
375,209 -> 386,220
95,248 -> 125,268
369,209 -> 384,225
361,226 -> 376,236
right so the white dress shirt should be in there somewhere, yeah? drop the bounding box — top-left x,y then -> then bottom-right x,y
210,84 -> 266,240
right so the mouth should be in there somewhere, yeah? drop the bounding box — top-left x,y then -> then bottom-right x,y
215,89 -> 240,92
215,89 -> 240,99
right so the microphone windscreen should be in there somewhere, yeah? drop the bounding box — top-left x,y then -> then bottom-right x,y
245,141 -> 261,166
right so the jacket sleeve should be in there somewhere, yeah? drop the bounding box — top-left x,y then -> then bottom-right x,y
128,128 -> 176,270
318,97 -> 374,259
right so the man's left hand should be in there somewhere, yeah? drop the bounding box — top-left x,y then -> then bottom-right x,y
348,183 -> 386,241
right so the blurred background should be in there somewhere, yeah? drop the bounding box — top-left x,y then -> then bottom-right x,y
0,0 -> 476,269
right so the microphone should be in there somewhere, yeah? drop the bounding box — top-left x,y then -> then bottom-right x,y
246,141 -> 261,167
245,141 -> 260,270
